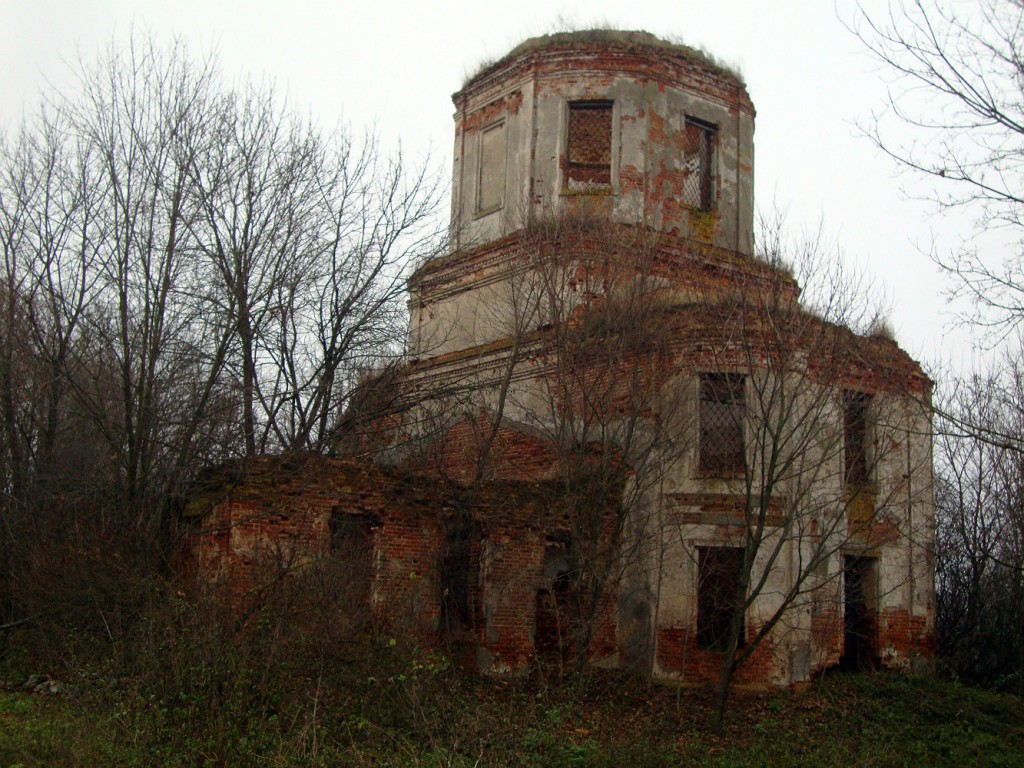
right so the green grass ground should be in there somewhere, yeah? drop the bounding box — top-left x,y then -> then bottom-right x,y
1,671 -> 1022,767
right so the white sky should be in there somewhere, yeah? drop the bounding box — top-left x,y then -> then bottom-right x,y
0,0 -> 997,375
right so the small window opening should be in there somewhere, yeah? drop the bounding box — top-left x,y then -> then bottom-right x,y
697,546 -> 746,651
699,373 -> 745,476
844,391 -> 872,487
683,117 -> 717,211
566,101 -> 613,192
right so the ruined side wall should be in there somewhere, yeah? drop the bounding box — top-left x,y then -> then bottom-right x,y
179,462 -> 448,639
179,458 -> 612,675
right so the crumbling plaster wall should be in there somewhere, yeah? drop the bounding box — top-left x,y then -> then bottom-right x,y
635,359 -> 934,684
450,45 -> 753,255
393,320 -> 936,684
404,232 -> 798,360
418,42 -> 755,362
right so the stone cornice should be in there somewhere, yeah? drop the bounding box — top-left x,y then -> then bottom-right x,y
457,33 -> 753,116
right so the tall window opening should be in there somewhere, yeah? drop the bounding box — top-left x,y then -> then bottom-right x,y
844,391 -> 872,487
566,101 -> 613,192
699,373 -> 746,476
683,117 -> 717,211
697,546 -> 746,651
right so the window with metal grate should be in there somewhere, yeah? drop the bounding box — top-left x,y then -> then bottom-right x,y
683,117 -> 717,211
566,101 -> 613,192
699,372 -> 745,476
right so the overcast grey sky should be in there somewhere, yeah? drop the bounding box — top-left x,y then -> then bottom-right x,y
0,0 -> 995,372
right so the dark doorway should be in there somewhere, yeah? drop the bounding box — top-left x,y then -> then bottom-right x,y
328,510 -> 375,627
697,546 -> 746,651
440,513 -> 477,633
841,555 -> 879,670
535,542 -> 571,665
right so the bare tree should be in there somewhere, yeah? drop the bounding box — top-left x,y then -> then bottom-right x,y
383,211 -> 689,677
57,37 -> 223,534
933,369 -> 1024,691
676,220 -> 934,729
0,106 -> 110,625
509,214 -> 684,679
0,33 -> 442,650
513,215 -> 932,726
266,134 -> 442,452
0,127 -> 38,506
386,210 -> 932,720
851,0 -> 1024,334
852,1 -> 1024,691
50,35 -> 440,525
186,84 -> 443,456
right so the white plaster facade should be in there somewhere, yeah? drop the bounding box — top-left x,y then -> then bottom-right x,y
390,31 -> 935,684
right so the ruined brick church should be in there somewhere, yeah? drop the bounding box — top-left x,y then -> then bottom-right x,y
181,31 -> 935,685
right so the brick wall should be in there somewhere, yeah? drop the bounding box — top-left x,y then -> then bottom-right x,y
179,454 -> 622,674
655,623 -> 787,685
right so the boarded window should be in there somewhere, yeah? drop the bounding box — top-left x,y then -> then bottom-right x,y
844,391 -> 872,487
699,373 -> 745,476
683,117 -> 716,211
566,101 -> 613,191
477,121 -> 506,213
697,546 -> 745,651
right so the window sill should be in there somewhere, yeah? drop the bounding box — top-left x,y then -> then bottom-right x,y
473,204 -> 504,220
560,188 -> 615,197
695,470 -> 746,481
843,482 -> 878,499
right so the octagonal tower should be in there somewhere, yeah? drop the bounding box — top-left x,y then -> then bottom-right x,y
408,31 -> 768,360
450,30 -> 755,254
